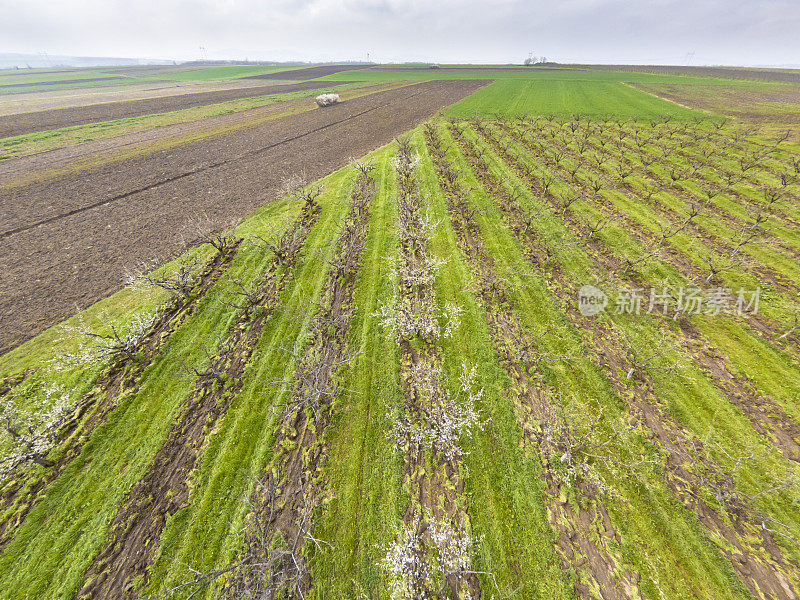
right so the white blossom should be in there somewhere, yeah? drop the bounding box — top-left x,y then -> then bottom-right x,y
381,512 -> 476,600
59,311 -> 158,367
0,382 -> 74,481
387,362 -> 485,461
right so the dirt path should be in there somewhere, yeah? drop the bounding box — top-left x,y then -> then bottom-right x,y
0,80 -> 346,138
0,79 -> 487,354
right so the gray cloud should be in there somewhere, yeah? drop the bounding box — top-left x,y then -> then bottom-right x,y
1,0 -> 798,65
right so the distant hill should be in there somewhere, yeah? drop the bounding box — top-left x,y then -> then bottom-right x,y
0,53 -> 172,69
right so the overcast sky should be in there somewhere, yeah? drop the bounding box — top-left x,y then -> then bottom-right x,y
2,0 -> 799,66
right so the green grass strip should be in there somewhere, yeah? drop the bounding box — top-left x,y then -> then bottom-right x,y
414,127 -> 576,599
309,145 -> 406,599
144,168 -> 357,598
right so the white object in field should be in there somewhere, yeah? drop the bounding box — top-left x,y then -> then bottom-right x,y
315,93 -> 340,107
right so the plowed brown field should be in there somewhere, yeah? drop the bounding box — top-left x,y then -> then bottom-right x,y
0,79 -> 487,352
0,80 -> 349,138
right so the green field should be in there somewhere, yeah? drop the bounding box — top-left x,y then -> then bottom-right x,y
0,61 -> 765,95
0,63 -> 328,92
1,64 -> 799,600
446,79 -> 702,118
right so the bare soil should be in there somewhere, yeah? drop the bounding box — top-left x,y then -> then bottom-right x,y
0,77 -> 125,90
244,64 -> 369,80
0,69 -> 81,77
372,66 -> 582,73
0,81 -> 350,138
583,64 -> 800,84
0,83 -> 401,171
631,82 -> 800,121
0,80 -> 281,115
0,79 -> 487,355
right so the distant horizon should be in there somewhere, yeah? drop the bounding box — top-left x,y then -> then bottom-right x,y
2,52 -> 800,71
3,1 -> 799,71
